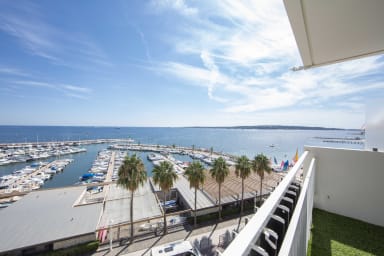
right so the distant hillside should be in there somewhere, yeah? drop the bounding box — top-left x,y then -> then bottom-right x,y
189,125 -> 348,130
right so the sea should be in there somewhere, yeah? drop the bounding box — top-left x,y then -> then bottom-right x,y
0,126 -> 363,189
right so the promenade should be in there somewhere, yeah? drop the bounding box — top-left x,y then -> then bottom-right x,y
94,213 -> 254,256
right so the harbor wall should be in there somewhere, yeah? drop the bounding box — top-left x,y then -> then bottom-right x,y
305,146 -> 384,227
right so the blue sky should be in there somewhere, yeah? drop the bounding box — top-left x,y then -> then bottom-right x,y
0,0 -> 383,128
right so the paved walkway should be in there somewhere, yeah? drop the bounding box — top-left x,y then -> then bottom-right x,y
93,213 -> 255,256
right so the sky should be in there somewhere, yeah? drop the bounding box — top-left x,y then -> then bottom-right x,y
0,0 -> 383,129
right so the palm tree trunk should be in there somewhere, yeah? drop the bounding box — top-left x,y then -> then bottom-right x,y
259,177 -> 263,207
130,190 -> 134,243
194,187 -> 197,228
163,191 -> 167,234
241,178 -> 244,216
219,182 -> 222,220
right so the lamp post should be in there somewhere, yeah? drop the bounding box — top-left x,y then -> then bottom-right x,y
254,191 -> 258,213
109,219 -> 114,251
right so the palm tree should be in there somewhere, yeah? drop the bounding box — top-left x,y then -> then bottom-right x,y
152,161 -> 178,234
185,161 -> 206,228
235,155 -> 251,216
117,154 -> 147,243
210,157 -> 229,220
252,154 -> 272,206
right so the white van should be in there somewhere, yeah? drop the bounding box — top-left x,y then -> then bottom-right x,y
150,240 -> 201,256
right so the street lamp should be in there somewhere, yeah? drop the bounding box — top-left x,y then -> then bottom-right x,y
254,191 -> 258,213
109,219 -> 114,251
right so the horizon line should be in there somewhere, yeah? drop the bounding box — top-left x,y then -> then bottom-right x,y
0,124 -> 361,130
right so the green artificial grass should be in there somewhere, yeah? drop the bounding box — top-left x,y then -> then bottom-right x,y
308,208 -> 384,256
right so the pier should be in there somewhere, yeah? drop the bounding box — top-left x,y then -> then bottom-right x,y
0,138 -> 134,149
0,159 -> 72,198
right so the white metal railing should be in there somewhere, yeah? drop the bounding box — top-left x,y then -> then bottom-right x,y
222,151 -> 309,256
278,157 -> 315,256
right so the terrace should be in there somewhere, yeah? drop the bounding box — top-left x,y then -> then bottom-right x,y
223,146 -> 384,256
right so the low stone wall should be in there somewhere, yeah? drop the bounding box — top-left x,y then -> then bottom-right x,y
53,233 -> 96,250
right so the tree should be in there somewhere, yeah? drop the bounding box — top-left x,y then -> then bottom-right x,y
252,154 -> 272,206
152,161 -> 178,234
117,154 -> 147,243
210,157 -> 229,220
235,155 -> 251,216
185,161 -> 206,228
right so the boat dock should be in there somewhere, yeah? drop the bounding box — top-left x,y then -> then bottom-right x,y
0,138 -> 134,149
110,143 -> 237,166
105,151 -> 115,182
0,159 -> 72,198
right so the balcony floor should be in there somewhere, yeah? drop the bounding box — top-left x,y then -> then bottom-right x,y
308,208 -> 384,256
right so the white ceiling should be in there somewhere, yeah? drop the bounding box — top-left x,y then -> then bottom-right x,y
283,0 -> 384,69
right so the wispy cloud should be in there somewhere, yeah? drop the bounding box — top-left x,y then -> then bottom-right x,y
13,80 -> 55,88
0,67 -> 30,77
62,85 -> 92,94
150,0 -> 198,16
150,0 -> 384,125
0,3 -> 112,69
11,80 -> 92,100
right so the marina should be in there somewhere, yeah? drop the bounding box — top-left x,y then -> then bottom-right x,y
0,160 -> 73,195
0,138 -> 133,166
0,136 -> 301,212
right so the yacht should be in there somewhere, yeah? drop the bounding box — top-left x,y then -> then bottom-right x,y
147,153 -> 164,161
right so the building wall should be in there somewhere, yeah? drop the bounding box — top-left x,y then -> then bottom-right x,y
305,146 -> 384,226
53,233 -> 96,250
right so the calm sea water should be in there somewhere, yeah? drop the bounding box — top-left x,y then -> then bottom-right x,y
0,126 -> 363,188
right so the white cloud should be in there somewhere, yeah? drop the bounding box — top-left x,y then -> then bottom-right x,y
150,0 -> 198,16
11,80 -> 92,100
150,0 -> 384,127
62,85 -> 92,94
13,80 -> 55,88
0,67 -> 29,77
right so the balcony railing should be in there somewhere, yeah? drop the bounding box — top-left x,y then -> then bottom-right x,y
223,151 -> 315,256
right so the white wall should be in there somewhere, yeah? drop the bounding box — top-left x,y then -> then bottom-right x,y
305,146 -> 384,226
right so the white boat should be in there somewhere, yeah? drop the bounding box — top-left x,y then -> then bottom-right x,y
33,172 -> 51,181
0,158 -> 11,166
31,177 -> 44,186
152,159 -> 166,166
147,153 -> 164,161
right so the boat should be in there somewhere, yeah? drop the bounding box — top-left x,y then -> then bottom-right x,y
0,202 -> 12,209
79,173 -> 95,181
147,153 -> 164,161
0,158 -> 11,166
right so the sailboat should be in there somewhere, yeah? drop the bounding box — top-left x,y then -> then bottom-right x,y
293,148 -> 299,163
